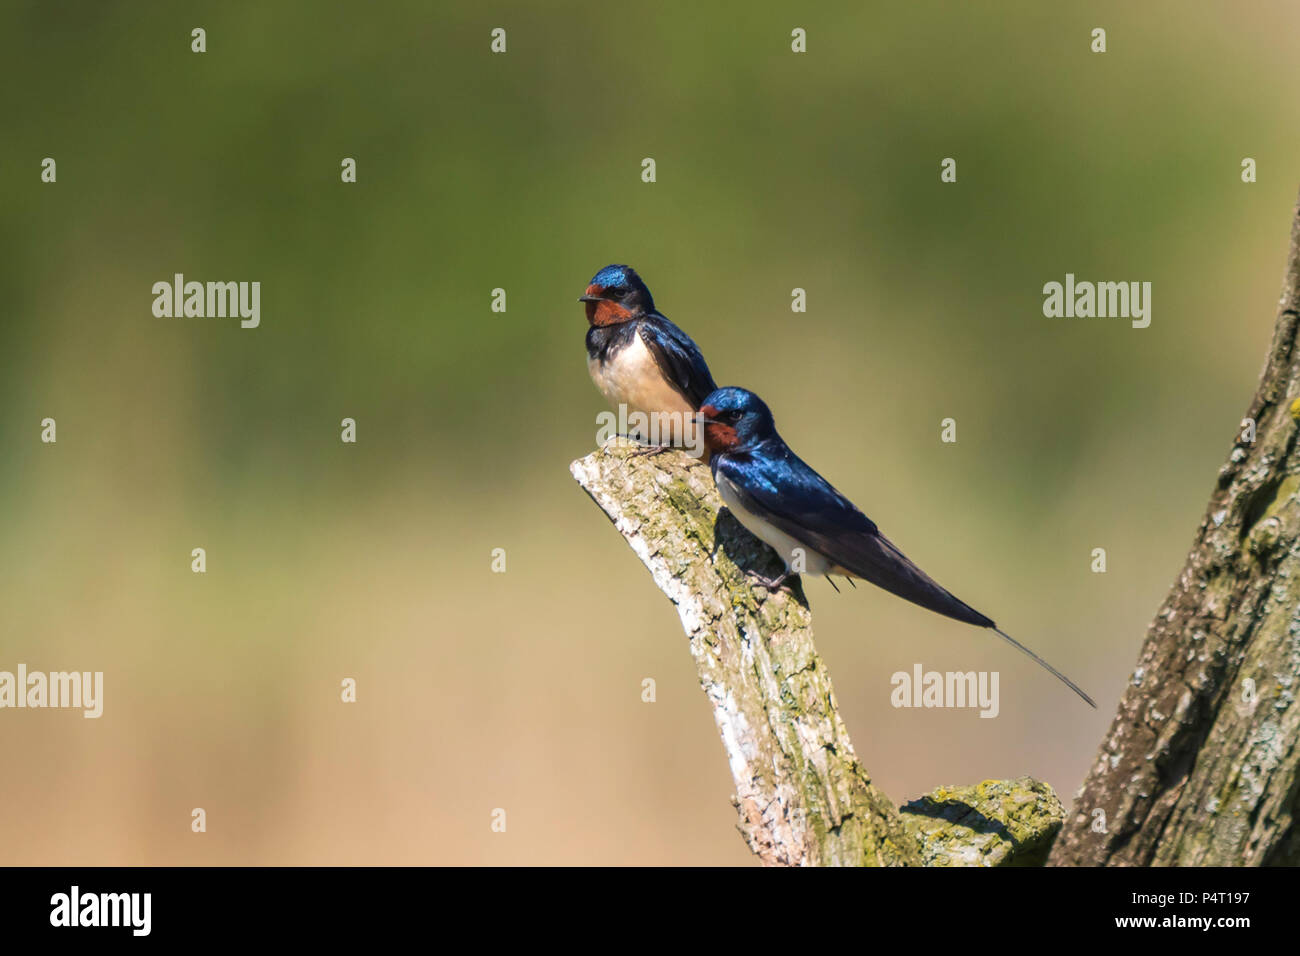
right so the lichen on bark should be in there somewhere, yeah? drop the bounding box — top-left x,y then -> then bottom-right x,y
902,777 -> 1064,867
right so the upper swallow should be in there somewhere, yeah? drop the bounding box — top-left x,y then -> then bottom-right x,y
581,264 -> 717,451
698,386 -> 1095,707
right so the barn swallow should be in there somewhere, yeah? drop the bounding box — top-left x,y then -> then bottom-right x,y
698,386 -> 1095,707
581,264 -> 717,455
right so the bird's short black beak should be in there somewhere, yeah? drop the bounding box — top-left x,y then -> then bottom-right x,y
577,294 -> 602,303
696,412 -> 722,426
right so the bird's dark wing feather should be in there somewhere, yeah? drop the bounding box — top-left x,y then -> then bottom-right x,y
715,447 -> 994,628
638,315 -> 718,409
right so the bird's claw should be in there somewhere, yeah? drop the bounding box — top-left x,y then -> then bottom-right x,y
630,443 -> 671,458
744,568 -> 796,593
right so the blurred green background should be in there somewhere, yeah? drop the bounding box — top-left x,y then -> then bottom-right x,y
1,1 -> 1297,864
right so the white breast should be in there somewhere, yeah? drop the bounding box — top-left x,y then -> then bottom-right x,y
589,329 -> 698,445
715,472 -> 832,575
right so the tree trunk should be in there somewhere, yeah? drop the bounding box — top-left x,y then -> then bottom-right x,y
1049,192 -> 1300,866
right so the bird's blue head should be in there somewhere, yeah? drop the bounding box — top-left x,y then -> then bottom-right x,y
698,387 -> 777,454
579,264 -> 656,326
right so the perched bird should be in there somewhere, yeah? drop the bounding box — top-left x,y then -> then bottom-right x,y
580,264 -> 717,454
698,386 -> 1095,707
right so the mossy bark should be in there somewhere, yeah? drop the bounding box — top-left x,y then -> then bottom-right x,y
1050,193 -> 1300,866
902,777 -> 1064,867
572,442 -> 1062,866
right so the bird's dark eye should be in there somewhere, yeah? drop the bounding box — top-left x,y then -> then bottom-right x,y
726,410 -> 743,423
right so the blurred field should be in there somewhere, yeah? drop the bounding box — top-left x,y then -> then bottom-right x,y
1,1 -> 1298,864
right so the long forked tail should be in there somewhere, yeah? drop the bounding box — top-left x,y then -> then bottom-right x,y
991,627 -> 1096,708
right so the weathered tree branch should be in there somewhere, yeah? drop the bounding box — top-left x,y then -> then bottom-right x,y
1050,192 -> 1300,866
571,442 -> 1063,866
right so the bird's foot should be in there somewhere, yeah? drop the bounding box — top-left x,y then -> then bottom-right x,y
603,433 -> 666,457
630,443 -> 671,458
745,568 -> 796,593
